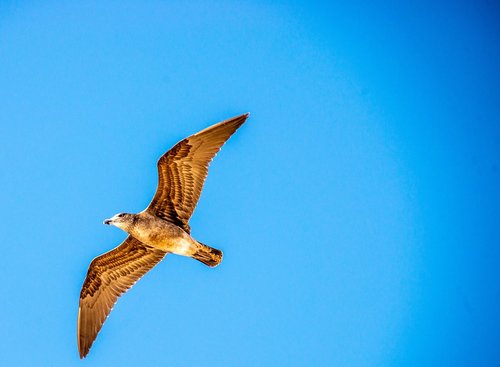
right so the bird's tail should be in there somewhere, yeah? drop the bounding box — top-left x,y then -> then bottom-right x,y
191,242 -> 223,267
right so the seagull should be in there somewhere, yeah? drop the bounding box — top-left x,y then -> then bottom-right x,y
77,113 -> 248,358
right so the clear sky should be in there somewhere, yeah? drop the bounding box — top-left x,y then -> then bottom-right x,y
0,1 -> 499,366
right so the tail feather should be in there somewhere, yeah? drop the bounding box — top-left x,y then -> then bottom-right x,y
192,242 -> 223,267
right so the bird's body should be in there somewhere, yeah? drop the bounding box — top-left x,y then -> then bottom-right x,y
77,113 -> 248,358
113,211 -> 193,254
111,211 -> 221,264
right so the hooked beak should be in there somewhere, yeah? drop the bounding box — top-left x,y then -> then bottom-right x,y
103,218 -> 112,225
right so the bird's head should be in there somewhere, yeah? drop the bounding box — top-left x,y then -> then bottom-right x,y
103,213 -> 134,230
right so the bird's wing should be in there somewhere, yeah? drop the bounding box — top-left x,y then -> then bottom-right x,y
77,236 -> 166,358
146,113 -> 248,233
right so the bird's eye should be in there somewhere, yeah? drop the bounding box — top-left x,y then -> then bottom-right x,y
118,213 -> 125,218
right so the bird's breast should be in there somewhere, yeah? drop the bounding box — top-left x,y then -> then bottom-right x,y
130,216 -> 196,255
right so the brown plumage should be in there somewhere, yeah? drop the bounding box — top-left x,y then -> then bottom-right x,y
146,114 -> 248,233
78,113 -> 248,358
78,237 -> 165,358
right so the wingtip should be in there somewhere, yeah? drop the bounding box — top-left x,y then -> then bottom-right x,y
236,112 -> 250,124
78,344 -> 88,359
221,112 -> 249,128
78,340 -> 89,359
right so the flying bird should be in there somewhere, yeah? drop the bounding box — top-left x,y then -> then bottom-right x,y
77,113 -> 248,358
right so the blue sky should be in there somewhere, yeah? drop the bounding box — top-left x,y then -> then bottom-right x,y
0,1 -> 499,366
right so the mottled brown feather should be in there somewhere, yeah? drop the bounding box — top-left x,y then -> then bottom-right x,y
77,236 -> 166,358
146,113 -> 248,233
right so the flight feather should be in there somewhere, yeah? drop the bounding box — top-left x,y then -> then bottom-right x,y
78,237 -> 166,358
146,113 -> 248,232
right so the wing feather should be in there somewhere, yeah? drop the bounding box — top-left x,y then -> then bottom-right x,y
146,113 -> 248,232
77,236 -> 166,358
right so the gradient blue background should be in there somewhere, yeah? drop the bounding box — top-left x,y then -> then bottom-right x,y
0,1 -> 499,366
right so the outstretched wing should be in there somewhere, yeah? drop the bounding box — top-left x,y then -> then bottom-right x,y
146,113 -> 248,233
77,236 -> 166,358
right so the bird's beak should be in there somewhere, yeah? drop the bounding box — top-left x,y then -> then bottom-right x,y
103,218 -> 112,225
